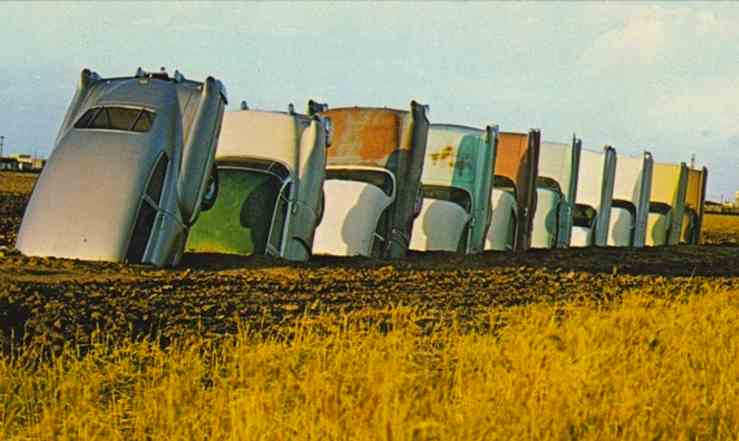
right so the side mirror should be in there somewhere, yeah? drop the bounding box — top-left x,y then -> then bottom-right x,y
200,165 -> 219,212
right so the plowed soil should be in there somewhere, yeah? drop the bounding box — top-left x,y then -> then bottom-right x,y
2,172 -> 738,353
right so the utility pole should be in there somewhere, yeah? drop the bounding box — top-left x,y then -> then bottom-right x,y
690,153 -> 695,169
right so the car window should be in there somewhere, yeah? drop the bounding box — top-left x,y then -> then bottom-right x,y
146,155 -> 168,204
326,169 -> 394,197
649,202 -> 672,215
90,108 -> 110,130
109,108 -> 142,131
422,185 -> 472,213
573,204 -> 597,228
185,169 -> 283,256
74,106 -> 156,133
132,111 -> 154,132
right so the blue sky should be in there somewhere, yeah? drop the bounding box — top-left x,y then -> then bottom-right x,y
1,2 -> 737,200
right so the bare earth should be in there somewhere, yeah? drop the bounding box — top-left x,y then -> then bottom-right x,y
1,171 -> 738,352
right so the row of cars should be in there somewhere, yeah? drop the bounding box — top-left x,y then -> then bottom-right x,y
15,68 -> 708,266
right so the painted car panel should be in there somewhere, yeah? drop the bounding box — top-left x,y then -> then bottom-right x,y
312,179 -> 394,256
185,108 -> 329,261
410,124 -> 497,253
16,68 -> 226,266
531,138 -> 581,248
485,188 -> 517,251
410,198 -> 471,252
607,152 -> 654,247
571,147 -> 616,247
485,130 -> 540,251
532,188 -> 562,248
646,162 -> 688,246
312,102 -> 429,258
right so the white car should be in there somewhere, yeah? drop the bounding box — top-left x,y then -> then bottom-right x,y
410,124 -> 497,253
16,67 -> 227,266
185,102 -> 330,261
646,162 -> 688,246
484,130 -> 540,251
570,146 -> 616,247
607,152 -> 653,247
311,102 -> 429,257
531,138 -> 581,248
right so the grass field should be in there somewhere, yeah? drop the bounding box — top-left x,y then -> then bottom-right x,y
1,172 -> 738,440
704,213 -> 739,245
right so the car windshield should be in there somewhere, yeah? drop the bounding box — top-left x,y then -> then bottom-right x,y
573,204 -> 597,228
326,169 -> 394,197
186,168 -> 283,255
422,185 -> 472,213
74,107 -> 156,133
649,202 -> 672,215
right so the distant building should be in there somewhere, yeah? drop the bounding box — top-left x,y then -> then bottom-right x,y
735,192 -> 739,208
0,154 -> 46,172
12,154 -> 45,171
0,157 -> 19,171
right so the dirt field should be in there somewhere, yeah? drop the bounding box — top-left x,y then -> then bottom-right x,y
1,171 -> 738,352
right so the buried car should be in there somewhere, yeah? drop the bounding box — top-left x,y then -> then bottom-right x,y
185,102 -> 330,261
484,130 -> 540,251
570,146 -> 617,247
530,137 -> 581,248
16,67 -> 227,266
607,151 -> 654,247
646,162 -> 688,246
310,102 -> 429,257
409,124 -> 498,253
680,166 -> 708,244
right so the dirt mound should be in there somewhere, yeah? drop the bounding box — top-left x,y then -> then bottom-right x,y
2,171 -> 738,354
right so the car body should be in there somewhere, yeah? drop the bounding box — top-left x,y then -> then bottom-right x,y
646,162 -> 688,246
570,146 -> 617,247
185,104 -> 330,261
531,137 -> 581,248
410,124 -> 497,253
607,151 -> 654,247
484,130 -> 540,251
311,102 -> 429,257
680,166 -> 708,244
16,68 -> 227,266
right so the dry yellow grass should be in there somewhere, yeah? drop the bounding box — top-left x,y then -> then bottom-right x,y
703,213 -> 739,244
2,289 -> 738,440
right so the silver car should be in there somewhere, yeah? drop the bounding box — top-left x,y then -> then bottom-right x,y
16,67 -> 227,266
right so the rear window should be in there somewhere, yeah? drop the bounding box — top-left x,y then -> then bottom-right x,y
74,107 -> 156,133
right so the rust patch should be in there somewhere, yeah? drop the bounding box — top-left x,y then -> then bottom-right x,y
495,132 -> 528,181
322,108 -> 405,163
685,169 -> 704,210
430,145 -> 455,166
430,145 -> 473,173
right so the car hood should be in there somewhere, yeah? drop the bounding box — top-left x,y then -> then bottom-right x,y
16,130 -> 161,261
